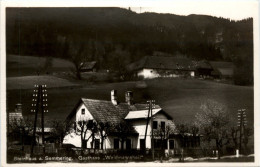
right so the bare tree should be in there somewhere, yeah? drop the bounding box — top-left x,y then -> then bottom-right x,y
195,99 -> 230,159
230,126 -> 239,149
76,120 -> 92,148
8,116 -> 34,150
63,36 -> 92,80
242,127 -> 253,154
50,119 -> 73,146
75,120 -> 98,149
90,121 -> 98,149
113,121 -> 135,150
153,123 -> 175,159
97,121 -> 112,150
175,123 -> 190,162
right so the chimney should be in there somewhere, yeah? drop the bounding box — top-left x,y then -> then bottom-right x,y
111,90 -> 118,105
125,91 -> 133,105
15,103 -> 22,113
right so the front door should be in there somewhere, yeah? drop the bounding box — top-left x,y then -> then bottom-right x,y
126,139 -> 131,149
140,139 -> 145,150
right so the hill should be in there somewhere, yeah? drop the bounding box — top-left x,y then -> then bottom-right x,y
7,78 -> 253,127
7,55 -> 74,77
6,7 -> 253,85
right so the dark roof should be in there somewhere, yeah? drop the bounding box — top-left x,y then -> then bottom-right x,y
80,61 -> 97,70
67,98 -> 163,124
209,61 -> 234,69
209,61 -> 234,76
127,56 -> 196,71
194,60 -> 213,69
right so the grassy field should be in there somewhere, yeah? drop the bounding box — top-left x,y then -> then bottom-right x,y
7,78 -> 253,125
7,55 -> 74,77
7,75 -> 79,90
6,55 -> 254,148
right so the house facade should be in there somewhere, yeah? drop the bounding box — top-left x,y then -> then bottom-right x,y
126,56 -> 196,79
63,90 -> 197,151
209,61 -> 234,79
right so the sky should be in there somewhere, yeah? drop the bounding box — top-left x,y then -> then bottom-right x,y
0,0 -> 258,21
126,1 -> 258,21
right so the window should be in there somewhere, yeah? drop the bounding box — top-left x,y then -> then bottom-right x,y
140,139 -> 146,150
153,139 -> 168,149
88,120 -> 93,128
161,121 -> 165,131
74,122 -> 77,131
163,140 -> 168,149
114,139 -> 119,149
126,139 -> 131,150
169,140 -> 175,149
95,139 -> 100,149
81,108 -> 85,115
153,121 -> 158,129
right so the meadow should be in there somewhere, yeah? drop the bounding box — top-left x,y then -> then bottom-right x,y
6,55 -> 254,147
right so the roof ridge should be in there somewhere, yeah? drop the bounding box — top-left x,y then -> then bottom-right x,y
81,98 -> 111,103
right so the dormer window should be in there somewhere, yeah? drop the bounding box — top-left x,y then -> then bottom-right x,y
81,108 -> 85,115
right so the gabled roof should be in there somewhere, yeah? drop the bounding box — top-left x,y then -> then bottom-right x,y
127,56 -> 196,72
80,61 -> 97,70
67,98 -> 170,124
209,61 -> 234,76
125,108 -> 161,119
194,60 -> 213,69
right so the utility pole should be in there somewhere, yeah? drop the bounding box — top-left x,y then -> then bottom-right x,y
147,100 -> 155,160
144,102 -> 151,152
30,85 -> 48,157
237,109 -> 247,153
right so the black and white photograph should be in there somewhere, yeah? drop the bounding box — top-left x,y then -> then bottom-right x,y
0,0 -> 259,166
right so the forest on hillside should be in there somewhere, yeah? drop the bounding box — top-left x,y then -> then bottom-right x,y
6,7 -> 253,85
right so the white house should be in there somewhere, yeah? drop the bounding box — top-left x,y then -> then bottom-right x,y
126,56 -> 196,79
63,90 -> 199,151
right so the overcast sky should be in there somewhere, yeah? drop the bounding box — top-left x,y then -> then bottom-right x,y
120,0 -> 258,21
0,0 -> 259,21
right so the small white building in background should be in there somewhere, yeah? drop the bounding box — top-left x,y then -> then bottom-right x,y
126,56 -> 196,79
63,90 -> 199,150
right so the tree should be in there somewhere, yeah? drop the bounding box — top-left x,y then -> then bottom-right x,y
242,127 -> 253,154
63,36 -> 92,80
76,120 -> 94,148
97,121 -> 112,150
195,99 -> 230,159
230,126 -> 239,149
8,116 -> 34,150
153,122 -> 175,159
113,121 -> 135,150
50,119 -> 73,146
175,123 -> 189,148
90,121 -> 98,149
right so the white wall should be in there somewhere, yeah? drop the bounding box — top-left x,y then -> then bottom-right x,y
63,102 -> 95,148
106,136 -> 137,149
137,68 -> 160,79
132,112 -> 175,149
137,68 -> 195,79
76,103 -> 94,122
64,102 -> 178,150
